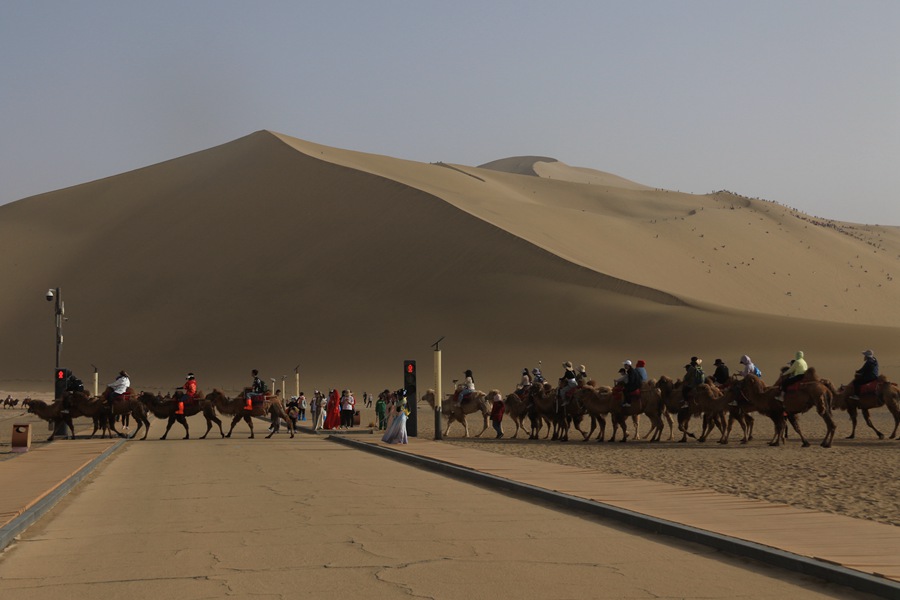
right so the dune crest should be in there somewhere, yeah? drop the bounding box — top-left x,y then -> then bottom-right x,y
1,129 -> 898,394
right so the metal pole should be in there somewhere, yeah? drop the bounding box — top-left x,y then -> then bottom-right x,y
281,376 -> 287,397
55,287 -> 62,370
91,364 -> 99,397
294,364 -> 300,399
432,336 -> 444,441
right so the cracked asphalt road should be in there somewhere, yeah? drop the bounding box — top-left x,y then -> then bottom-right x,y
0,433 -> 877,599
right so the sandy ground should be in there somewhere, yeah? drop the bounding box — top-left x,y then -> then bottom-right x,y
6,391 -> 899,530
0,432 -> 881,599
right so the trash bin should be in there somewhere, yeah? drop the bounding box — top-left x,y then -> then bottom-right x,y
11,423 -> 32,453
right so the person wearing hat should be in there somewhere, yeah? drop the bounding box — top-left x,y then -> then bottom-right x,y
681,357 -> 704,408
457,369 -> 476,406
850,350 -> 879,399
179,373 -> 198,400
517,368 -> 532,391
712,359 -> 730,386
635,360 -> 649,382
558,361 -> 577,401
107,370 -> 131,414
576,365 -> 589,386
621,360 -> 642,407
779,351 -> 809,401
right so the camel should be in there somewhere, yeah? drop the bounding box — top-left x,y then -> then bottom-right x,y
829,375 -> 900,439
205,389 -> 293,439
138,391 -> 225,440
655,376 -> 703,443
689,383 -> 735,444
68,388 -> 151,440
502,391 -> 532,439
737,370 -> 836,447
525,382 -> 588,442
421,389 -> 490,438
26,399 -> 76,441
574,383 -> 663,442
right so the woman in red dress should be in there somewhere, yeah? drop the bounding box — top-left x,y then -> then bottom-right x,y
324,389 -> 342,430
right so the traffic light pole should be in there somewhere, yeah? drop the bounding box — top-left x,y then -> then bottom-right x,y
53,287 -> 62,370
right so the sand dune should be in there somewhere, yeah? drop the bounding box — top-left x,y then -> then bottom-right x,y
1,130 -> 898,398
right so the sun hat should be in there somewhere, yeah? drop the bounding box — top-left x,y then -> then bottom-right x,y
623,360 -> 632,366
563,361 -> 573,369
863,349 -> 874,357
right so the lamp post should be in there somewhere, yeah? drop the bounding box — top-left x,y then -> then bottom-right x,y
46,288 -> 63,369
432,336 -> 444,441
294,364 -> 300,399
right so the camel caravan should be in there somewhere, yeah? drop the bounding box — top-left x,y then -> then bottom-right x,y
25,386 -> 292,442
425,355 -> 900,449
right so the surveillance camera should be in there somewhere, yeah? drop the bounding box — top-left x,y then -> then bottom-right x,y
45,289 -> 54,302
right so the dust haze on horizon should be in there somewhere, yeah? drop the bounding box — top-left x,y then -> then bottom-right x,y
1,1 -> 898,225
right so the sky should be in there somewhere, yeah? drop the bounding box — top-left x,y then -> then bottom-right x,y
2,1 -> 898,224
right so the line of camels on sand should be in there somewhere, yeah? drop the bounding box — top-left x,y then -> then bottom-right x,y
421,369 -> 900,448
24,388 -> 295,442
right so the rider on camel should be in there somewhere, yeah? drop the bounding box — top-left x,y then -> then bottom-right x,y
176,372 -> 197,415
850,350 -> 879,399
457,370 -> 475,406
558,361 -> 577,403
108,370 -> 130,415
246,369 -> 266,410
779,351 -> 808,402
621,360 -> 642,408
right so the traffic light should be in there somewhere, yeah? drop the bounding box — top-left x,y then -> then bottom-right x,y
55,368 -> 71,399
403,360 -> 416,397
403,360 -> 417,437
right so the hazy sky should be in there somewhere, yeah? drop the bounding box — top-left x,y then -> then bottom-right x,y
2,1 -> 898,224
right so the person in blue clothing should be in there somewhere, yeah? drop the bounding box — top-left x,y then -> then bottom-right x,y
851,350 -> 879,399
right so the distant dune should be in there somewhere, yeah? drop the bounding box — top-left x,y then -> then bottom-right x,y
1,130 -> 898,397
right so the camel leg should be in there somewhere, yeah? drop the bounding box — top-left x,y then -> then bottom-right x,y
177,415 -> 189,439
845,406 -> 858,439
476,413 -> 488,438
663,411 -> 674,441
860,408 -> 884,439
245,415 -> 255,438
226,415 -> 242,438
818,407 -> 836,448
786,414 -> 810,447
617,415 -> 629,443
161,415 -> 176,440
134,415 -> 150,440
210,415 -> 224,438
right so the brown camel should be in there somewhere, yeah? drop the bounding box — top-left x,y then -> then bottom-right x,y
70,388 -> 151,440
421,389 -> 490,438
655,376 -> 703,443
830,375 -> 900,440
739,370 -> 836,447
525,382 -> 588,442
138,391 -> 225,440
574,383 -> 663,442
503,391 -> 532,439
205,389 -> 293,439
690,383 -> 733,444
26,399 -> 76,441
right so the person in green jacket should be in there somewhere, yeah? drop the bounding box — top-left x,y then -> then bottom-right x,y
779,350 -> 809,400
375,390 -> 388,430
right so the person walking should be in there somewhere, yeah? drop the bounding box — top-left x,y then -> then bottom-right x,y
375,392 -> 387,430
490,391 -> 505,439
299,392 -> 308,421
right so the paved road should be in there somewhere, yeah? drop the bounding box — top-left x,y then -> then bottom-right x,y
0,433 -> 877,599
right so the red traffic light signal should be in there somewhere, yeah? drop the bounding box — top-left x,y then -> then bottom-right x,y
57,369 -> 66,380
406,363 -> 415,374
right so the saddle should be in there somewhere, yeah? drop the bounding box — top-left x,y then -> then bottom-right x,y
858,380 -> 879,396
612,386 -> 641,403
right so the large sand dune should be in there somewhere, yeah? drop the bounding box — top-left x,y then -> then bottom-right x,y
1,130 -> 898,397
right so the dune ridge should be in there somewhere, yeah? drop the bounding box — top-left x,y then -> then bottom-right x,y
1,130 -> 898,396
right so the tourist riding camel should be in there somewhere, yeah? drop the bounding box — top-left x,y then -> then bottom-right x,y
850,350 -> 879,399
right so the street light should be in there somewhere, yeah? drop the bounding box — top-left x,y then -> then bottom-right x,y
46,288 -> 63,369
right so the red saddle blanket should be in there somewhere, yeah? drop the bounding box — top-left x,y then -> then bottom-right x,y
612,386 -> 640,402
858,380 -> 879,396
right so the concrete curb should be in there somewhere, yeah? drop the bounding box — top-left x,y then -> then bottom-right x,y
0,438 -> 127,551
329,436 -> 900,600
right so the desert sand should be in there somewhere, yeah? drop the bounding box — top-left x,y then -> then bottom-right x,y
2,130 -> 899,535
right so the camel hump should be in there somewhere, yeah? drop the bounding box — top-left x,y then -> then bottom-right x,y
804,367 -> 819,381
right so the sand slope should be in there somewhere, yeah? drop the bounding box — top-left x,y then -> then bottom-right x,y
1,130 -> 898,396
